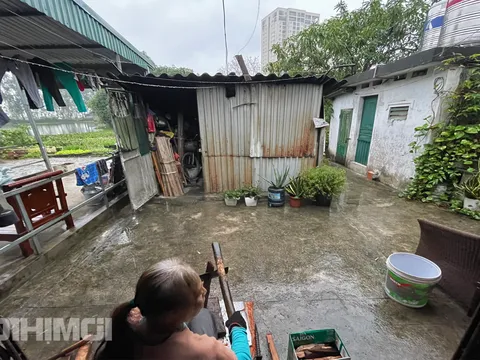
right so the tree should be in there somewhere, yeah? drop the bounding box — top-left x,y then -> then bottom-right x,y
268,0 -> 429,78
218,56 -> 262,76
88,89 -> 112,127
0,72 -> 27,121
151,65 -> 194,76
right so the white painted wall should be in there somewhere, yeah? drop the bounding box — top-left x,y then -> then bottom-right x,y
329,66 -> 463,189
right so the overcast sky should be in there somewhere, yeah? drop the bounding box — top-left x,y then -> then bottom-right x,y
83,0 -> 364,74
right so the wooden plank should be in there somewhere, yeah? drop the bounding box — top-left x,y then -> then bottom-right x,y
74,343 -> 91,360
235,55 -> 252,81
46,335 -> 93,360
155,137 -> 183,197
245,301 -> 256,358
151,152 -> 165,193
266,332 -> 280,360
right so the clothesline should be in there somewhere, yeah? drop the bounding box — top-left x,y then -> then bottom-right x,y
0,54 -> 216,90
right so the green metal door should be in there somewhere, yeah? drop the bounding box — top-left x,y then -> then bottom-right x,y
335,109 -> 353,165
355,96 -> 378,165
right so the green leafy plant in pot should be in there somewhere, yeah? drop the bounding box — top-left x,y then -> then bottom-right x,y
301,165 -> 346,206
224,189 -> 241,207
285,176 -> 304,208
241,185 -> 261,207
455,171 -> 480,211
263,167 -> 289,207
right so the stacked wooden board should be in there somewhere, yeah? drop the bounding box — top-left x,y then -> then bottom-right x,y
153,136 -> 184,197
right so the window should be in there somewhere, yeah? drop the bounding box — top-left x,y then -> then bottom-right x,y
412,69 -> 428,78
388,106 -> 409,122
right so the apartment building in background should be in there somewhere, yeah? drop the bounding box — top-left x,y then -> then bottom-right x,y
261,8 -> 320,69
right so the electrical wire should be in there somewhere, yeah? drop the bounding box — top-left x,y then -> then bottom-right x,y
221,0 -> 229,74
236,0 -> 261,55
0,54 -> 214,89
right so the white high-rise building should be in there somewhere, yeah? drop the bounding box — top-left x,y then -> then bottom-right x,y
261,8 -> 320,69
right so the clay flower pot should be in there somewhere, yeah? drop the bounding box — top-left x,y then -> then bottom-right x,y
289,197 -> 302,208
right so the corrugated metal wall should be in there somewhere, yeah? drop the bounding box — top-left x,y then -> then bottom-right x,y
197,83 -> 322,193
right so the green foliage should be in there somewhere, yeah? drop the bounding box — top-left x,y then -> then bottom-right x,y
0,129 -> 116,159
87,90 -> 112,127
448,67 -> 480,125
263,167 -> 290,189
404,54 -> 480,220
151,65 -> 194,76
455,169 -> 480,200
22,148 -> 41,159
0,125 -> 35,147
224,189 -> 242,199
450,200 -> 480,220
53,149 -> 93,157
268,0 -> 429,78
41,130 -> 116,149
241,184 -> 261,198
285,176 -> 305,198
301,165 -> 346,199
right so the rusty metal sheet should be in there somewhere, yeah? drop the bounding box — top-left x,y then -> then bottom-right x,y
253,157 -> 315,190
202,156 -> 252,193
254,83 -> 323,158
197,83 -> 322,193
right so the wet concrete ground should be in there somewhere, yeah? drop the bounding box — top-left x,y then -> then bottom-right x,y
0,170 -> 479,359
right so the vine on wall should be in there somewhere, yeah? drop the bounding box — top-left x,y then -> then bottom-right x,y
403,54 -> 480,220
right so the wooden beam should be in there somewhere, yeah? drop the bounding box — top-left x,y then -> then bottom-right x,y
235,55 -> 252,81
266,333 -> 280,360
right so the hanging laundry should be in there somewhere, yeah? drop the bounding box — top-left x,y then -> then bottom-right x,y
52,63 -> 87,113
0,107 -> 9,127
75,163 -> 99,186
0,58 -> 43,109
86,75 -> 98,91
30,58 -> 66,112
96,159 -> 109,175
147,110 -> 156,133
74,75 -> 85,92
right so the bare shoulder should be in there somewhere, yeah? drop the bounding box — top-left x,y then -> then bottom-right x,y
189,333 -> 236,360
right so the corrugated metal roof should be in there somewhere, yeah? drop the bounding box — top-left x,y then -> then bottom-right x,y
0,0 -> 154,71
119,72 -> 344,92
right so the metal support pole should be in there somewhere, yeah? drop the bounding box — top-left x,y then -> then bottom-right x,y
15,79 -> 52,171
212,242 -> 235,317
14,194 -> 42,254
115,54 -> 123,73
96,162 -> 109,208
177,111 -> 184,161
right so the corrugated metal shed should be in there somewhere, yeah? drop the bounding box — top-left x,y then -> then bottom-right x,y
0,0 -> 154,73
114,73 -> 344,194
197,83 -> 323,193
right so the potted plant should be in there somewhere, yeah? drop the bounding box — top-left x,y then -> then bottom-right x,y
241,185 -> 261,207
263,167 -> 289,207
285,176 -> 304,208
224,189 -> 241,207
301,165 -> 346,206
455,172 -> 480,211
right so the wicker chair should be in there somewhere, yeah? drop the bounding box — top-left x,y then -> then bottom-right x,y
416,219 -> 480,315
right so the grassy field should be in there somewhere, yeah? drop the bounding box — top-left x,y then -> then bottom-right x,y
0,126 -> 117,159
